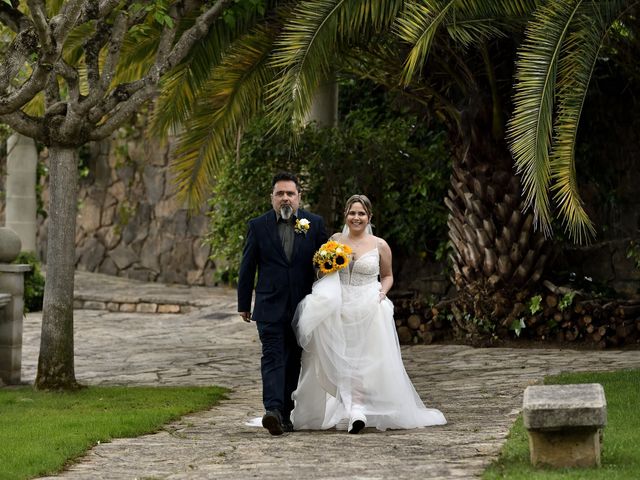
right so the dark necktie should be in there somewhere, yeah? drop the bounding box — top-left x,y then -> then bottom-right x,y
278,216 -> 295,261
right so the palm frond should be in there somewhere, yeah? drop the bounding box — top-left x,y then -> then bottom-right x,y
394,0 -> 535,84
394,0 -> 455,85
507,0 -> 582,235
171,26 -> 277,208
550,0 -> 630,242
151,2 -> 285,139
151,15 -> 257,138
267,0 -> 403,130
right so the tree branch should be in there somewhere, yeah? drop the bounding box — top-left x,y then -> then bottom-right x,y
75,11 -> 128,116
76,0 -> 121,24
87,79 -> 149,124
90,84 -> 157,140
51,0 -> 84,47
0,110 -> 43,139
152,2 -> 182,77
26,0 -> 53,54
157,0 -> 233,80
0,27 -> 38,96
84,18 -> 110,91
0,60 -> 55,114
54,59 -> 80,103
44,72 -> 60,108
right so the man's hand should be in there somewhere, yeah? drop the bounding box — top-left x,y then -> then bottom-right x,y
239,311 -> 252,323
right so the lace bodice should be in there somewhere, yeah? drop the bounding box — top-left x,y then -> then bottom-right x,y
339,249 -> 379,286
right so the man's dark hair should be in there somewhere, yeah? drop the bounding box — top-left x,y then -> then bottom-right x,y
272,172 -> 301,192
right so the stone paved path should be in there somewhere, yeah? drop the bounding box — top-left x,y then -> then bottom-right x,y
18,272 -> 640,479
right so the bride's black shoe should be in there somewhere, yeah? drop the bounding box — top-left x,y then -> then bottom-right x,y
262,410 -> 284,436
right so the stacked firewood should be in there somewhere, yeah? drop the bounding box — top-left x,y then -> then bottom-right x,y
522,294 -> 640,348
391,285 -> 640,348
391,293 -> 453,345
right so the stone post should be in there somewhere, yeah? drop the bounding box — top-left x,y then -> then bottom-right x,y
523,383 -> 607,468
0,227 -> 30,385
6,133 -> 39,253
305,78 -> 339,128
304,74 -> 339,226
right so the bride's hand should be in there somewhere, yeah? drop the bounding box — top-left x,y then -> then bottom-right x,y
378,291 -> 386,302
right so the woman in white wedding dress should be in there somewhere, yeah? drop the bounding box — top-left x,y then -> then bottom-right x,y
291,195 -> 446,433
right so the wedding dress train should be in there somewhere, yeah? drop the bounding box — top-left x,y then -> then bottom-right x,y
291,248 -> 446,431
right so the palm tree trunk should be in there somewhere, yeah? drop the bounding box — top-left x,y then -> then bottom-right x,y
444,112 -> 551,339
35,146 -> 80,390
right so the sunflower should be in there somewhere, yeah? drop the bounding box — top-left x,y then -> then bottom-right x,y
320,260 -> 335,274
333,253 -> 347,268
313,241 -> 352,274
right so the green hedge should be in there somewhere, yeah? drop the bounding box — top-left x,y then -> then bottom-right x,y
14,251 -> 45,312
206,111 -> 451,285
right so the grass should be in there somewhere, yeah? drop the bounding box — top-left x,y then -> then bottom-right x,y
0,385 -> 228,480
483,369 -> 640,479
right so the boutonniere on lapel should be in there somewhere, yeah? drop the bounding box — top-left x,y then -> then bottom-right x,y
294,218 -> 310,235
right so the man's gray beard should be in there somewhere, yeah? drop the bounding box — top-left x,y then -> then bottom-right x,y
280,205 -> 293,220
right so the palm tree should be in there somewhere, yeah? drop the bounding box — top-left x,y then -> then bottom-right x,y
159,1 -> 546,335
161,0 -> 607,336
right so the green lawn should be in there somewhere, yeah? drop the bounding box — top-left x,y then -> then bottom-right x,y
0,385 -> 227,480
484,369 -> 640,479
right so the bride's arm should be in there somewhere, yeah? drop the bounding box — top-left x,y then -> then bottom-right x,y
378,238 -> 393,301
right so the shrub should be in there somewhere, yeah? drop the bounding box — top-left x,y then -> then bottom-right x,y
13,251 -> 45,312
206,112 -> 451,285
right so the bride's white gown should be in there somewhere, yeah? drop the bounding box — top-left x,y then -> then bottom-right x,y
291,248 -> 446,431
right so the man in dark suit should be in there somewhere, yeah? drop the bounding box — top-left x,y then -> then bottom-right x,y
238,172 -> 328,435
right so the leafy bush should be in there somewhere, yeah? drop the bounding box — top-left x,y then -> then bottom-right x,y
13,251 -> 45,312
206,112 -> 451,285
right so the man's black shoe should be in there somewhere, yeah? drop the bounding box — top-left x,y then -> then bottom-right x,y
262,410 -> 284,436
282,419 -> 294,432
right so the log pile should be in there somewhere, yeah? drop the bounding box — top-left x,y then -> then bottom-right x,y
391,288 -> 640,348
391,293 -> 454,345
522,295 -> 640,348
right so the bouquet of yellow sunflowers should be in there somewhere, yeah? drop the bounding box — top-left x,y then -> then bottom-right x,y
313,241 -> 352,274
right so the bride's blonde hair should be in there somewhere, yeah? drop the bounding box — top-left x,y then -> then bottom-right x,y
343,194 -> 373,221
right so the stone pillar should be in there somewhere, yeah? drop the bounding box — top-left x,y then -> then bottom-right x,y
305,74 -> 339,226
305,76 -> 339,128
6,133 -> 38,253
0,227 -> 30,385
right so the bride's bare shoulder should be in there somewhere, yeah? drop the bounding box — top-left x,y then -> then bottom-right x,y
375,236 -> 391,252
330,232 -> 342,241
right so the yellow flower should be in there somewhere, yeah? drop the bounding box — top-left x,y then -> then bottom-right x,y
333,253 -> 347,268
313,241 -> 351,274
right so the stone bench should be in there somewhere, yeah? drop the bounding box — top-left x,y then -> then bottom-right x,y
523,383 -> 607,468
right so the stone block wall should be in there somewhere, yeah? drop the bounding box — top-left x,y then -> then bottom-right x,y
35,134 -> 216,286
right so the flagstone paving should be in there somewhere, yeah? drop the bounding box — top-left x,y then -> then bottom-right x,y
18,272 -> 640,479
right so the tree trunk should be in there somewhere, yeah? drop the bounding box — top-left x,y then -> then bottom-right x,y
35,146 -> 80,390
444,100 -> 551,339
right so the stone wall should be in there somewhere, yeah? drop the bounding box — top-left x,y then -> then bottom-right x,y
36,135 -> 216,286
558,239 -> 640,298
